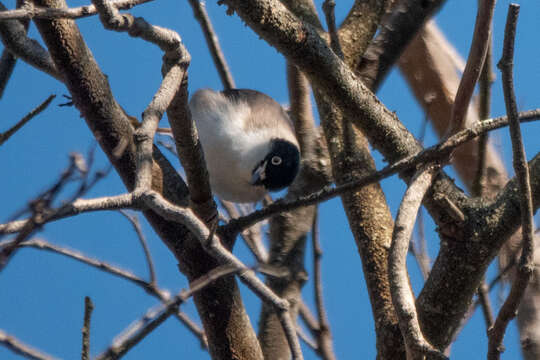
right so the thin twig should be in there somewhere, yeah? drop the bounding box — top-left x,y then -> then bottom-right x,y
472,24 -> 495,197
389,165 -> 446,359
322,0 -> 343,59
8,237 -> 207,347
488,5 -> 535,359
0,0 -> 153,20
446,0 -> 496,136
95,265 -> 237,360
489,259 -> 516,292
297,325 -> 318,351
0,193 -> 136,235
0,94 -> 55,146
81,296 -> 94,360
119,210 -> 157,285
219,199 -> 268,263
298,299 -> 320,335
311,210 -> 336,360
187,0 -> 235,90
0,329 -> 58,360
0,154 -> 82,269
477,281 -> 494,328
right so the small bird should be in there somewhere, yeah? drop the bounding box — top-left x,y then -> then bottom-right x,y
189,88 -> 300,203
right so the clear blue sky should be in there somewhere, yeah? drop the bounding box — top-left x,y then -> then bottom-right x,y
1,0 -> 539,359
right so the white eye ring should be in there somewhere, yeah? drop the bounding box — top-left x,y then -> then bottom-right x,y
271,156 -> 282,165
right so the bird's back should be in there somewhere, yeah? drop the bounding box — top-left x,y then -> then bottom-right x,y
188,89 -> 298,202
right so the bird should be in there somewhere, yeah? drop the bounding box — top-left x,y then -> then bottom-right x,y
189,88 -> 300,203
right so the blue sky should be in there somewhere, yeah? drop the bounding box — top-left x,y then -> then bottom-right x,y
1,0 -> 539,359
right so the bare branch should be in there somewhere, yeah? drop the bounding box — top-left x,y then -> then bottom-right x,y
119,210 -> 157,285
446,0 -> 495,136
188,0 -> 235,90
11,237 -> 208,348
81,296 -> 94,360
164,57 -> 217,224
0,0 -> 29,96
0,94 -> 55,146
477,281 -> 494,328
286,63 -> 317,158
321,0 -> 342,59
398,21 -> 507,194
95,265 -> 238,360
389,165 -> 446,360
0,2 -> 60,80
220,200 -> 268,263
0,193 -> 136,234
0,154 -> 85,270
488,5 -> 535,359
472,14 -> 495,197
296,325 -> 318,351
311,210 -> 336,360
140,190 -> 304,359
0,329 -> 58,360
357,0 -> 447,90
0,0 -> 153,20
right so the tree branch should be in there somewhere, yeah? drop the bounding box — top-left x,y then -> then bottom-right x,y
446,0 -> 495,136
357,0 -> 447,90
389,165 -> 446,360
188,0 -> 235,90
0,329 -> 58,360
95,265 -> 238,360
311,210 -> 336,360
0,94 -> 55,146
11,237 -> 208,347
0,0 -> 153,20
81,296 -> 94,360
0,2 -> 60,80
488,5 -> 535,359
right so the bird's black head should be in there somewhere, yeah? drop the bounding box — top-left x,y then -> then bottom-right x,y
251,139 -> 300,191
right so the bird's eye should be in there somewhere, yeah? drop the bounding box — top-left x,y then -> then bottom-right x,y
271,156 -> 282,165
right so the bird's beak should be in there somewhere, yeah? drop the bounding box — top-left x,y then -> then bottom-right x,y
250,161 -> 267,186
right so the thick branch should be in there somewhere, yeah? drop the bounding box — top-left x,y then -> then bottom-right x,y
0,2 -> 60,80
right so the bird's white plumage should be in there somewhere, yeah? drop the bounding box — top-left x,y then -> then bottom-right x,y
189,89 -> 298,202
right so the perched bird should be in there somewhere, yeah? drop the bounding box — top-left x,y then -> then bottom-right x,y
189,88 -> 300,203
